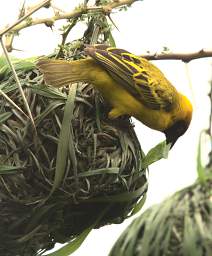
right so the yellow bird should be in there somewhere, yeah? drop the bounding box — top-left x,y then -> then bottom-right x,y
37,45 -> 192,148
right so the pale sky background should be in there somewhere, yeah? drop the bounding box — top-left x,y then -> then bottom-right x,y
0,0 -> 211,255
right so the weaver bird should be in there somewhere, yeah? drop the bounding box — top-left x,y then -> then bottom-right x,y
37,45 -> 192,148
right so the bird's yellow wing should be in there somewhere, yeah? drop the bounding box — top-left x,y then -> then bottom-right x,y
85,46 -> 178,111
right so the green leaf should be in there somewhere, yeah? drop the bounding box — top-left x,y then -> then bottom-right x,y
141,140 -> 171,169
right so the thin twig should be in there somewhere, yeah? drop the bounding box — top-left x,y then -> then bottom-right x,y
4,0 -> 26,52
0,0 -> 51,36
141,49 -> 212,63
0,38 -> 36,131
0,89 -> 28,118
56,17 -> 79,58
107,14 -> 120,31
0,0 -> 52,132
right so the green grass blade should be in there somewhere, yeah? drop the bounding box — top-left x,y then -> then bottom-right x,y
0,55 -> 36,78
141,140 -> 170,169
34,101 -> 64,126
30,85 -> 67,100
108,31 -> 116,47
49,84 -> 77,197
0,112 -> 12,124
129,193 -> 147,217
44,226 -> 92,256
0,89 -> 28,118
0,165 -> 25,174
197,131 -> 207,183
77,167 -> 120,177
183,204 -> 200,256
88,182 -> 147,203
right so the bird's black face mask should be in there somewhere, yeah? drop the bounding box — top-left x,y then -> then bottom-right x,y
164,120 -> 189,148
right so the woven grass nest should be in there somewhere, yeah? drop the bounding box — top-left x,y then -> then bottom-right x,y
0,52 -> 147,255
110,178 -> 212,256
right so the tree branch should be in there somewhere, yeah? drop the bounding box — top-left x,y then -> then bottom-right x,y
0,0 -> 51,37
1,0 -> 138,35
106,0 -> 139,9
140,49 -> 212,62
56,17 -> 79,58
0,0 -> 139,52
3,0 -> 211,64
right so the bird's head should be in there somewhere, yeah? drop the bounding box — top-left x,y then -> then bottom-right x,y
164,94 -> 193,148
164,119 -> 190,148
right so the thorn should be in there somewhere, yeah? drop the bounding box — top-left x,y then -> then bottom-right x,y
103,6 -> 112,14
19,0 -> 26,18
44,20 -> 54,30
11,48 -> 24,52
107,14 -> 119,31
44,0 -> 51,8
5,44 -> 13,53
153,52 -> 158,59
199,48 -> 205,54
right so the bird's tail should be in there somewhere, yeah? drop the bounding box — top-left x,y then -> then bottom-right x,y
37,58 -> 95,87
